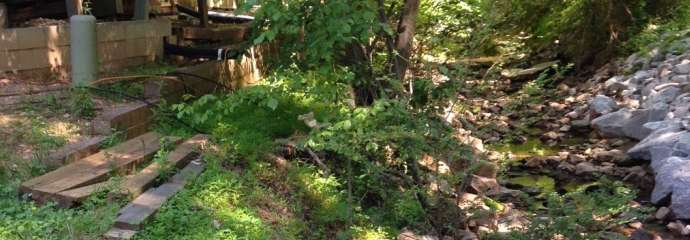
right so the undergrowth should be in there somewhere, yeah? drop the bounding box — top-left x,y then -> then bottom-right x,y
141,66 -> 473,238
486,180 -> 650,240
0,179 -> 126,239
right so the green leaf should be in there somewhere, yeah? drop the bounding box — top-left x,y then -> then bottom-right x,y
253,34 -> 265,45
266,98 -> 279,110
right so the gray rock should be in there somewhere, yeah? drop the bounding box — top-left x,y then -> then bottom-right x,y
651,157 -> 688,203
605,76 -> 629,92
670,94 -> 690,118
591,109 -> 631,138
661,63 -> 674,75
633,70 -> 655,82
644,120 -> 681,132
589,95 -> 619,115
672,175 -> 690,219
647,86 -> 680,106
592,108 -> 663,140
571,117 -> 590,129
627,125 -> 685,161
655,206 -> 671,220
649,102 -> 670,121
642,80 -> 660,96
673,62 -> 690,74
623,109 -> 658,140
650,155 -> 690,219
671,75 -> 690,83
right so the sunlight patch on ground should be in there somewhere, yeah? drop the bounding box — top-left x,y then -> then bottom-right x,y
46,120 -> 81,143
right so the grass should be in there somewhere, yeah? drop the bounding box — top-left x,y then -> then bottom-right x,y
0,111 -> 80,181
136,151 -> 394,240
0,180 -> 125,240
0,104 -> 122,240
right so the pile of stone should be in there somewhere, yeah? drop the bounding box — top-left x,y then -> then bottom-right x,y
575,39 -> 690,219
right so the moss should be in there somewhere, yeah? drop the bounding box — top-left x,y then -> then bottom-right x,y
507,175 -> 556,194
490,138 -> 558,160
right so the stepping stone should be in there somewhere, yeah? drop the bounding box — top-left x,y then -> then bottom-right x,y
20,132 -> 180,204
113,160 -> 205,231
104,228 -> 137,240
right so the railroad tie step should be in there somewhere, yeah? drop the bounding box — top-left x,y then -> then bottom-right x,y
20,132 -> 181,206
54,134 -> 209,207
104,159 -> 206,239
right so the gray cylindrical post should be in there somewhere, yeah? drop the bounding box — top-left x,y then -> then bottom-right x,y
70,15 -> 98,87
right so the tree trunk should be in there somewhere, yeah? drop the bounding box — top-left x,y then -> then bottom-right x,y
393,0 -> 420,81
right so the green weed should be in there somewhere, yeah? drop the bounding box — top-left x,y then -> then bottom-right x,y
100,130 -> 126,149
67,87 -> 96,118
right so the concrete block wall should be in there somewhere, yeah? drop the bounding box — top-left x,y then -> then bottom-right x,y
0,19 -> 171,81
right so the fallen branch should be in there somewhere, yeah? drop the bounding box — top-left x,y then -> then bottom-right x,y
306,148 -> 330,176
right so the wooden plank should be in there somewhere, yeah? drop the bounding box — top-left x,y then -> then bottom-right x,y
20,132 -> 161,192
114,160 -> 205,230
116,134 -> 208,198
20,132 -> 179,203
55,135 -> 208,207
53,181 -> 111,208
46,135 -> 106,166
178,25 -> 248,42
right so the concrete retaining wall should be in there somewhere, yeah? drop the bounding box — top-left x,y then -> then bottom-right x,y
0,19 -> 171,80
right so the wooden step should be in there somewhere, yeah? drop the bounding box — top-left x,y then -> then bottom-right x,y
20,132 -> 181,204
53,134 -> 209,207
113,160 -> 205,231
114,134 -> 209,198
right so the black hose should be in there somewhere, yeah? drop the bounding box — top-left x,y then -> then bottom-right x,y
163,71 -> 232,91
77,86 -> 207,134
164,42 -> 246,60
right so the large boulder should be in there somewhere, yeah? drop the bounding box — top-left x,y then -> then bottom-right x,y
651,156 -> 690,219
644,86 -> 680,108
591,109 -> 630,138
627,125 -> 686,162
592,108 -> 665,140
673,60 -> 690,74
589,95 -> 619,115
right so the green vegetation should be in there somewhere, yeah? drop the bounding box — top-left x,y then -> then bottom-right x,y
0,183 -> 124,239
0,109 -> 119,240
0,111 -> 76,182
1,0 -> 688,239
487,181 -> 650,240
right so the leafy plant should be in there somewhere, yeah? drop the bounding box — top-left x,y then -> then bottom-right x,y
153,138 -> 175,182
100,130 -> 126,149
68,88 -> 96,118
